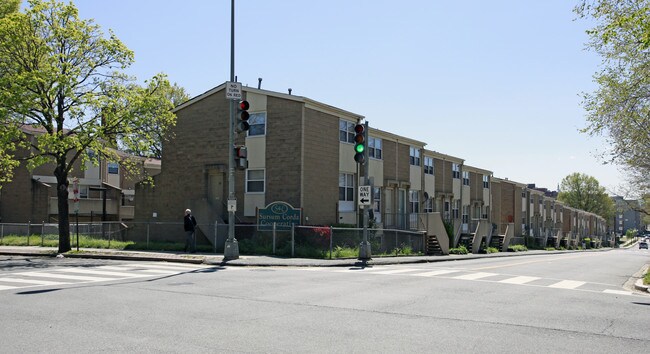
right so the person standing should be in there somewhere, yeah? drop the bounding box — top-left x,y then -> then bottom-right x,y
184,209 -> 197,253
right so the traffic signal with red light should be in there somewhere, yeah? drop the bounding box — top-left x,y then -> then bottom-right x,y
236,100 -> 250,133
353,123 -> 365,164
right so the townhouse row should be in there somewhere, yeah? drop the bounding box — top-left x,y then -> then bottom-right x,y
131,83 -> 608,253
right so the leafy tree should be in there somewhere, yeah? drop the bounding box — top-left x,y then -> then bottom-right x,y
0,0 -> 20,19
0,0 -> 176,253
575,0 -> 650,197
558,173 -> 615,222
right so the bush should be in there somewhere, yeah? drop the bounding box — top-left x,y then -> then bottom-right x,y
486,247 -> 499,254
508,244 -> 528,252
449,245 -> 468,255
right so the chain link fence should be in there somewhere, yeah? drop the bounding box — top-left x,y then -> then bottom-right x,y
0,221 -> 425,259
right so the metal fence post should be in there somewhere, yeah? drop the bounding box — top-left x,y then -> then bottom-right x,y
41,221 -> 45,246
214,220 -> 218,254
27,221 -> 31,246
146,222 -> 150,250
108,222 -> 112,248
329,226 -> 333,260
1,224 -> 3,244
291,224 -> 295,257
272,222 -> 276,255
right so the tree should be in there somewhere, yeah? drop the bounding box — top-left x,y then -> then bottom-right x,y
575,0 -> 650,197
120,83 -> 189,159
0,0 -> 19,19
0,0 -> 176,253
558,173 -> 615,222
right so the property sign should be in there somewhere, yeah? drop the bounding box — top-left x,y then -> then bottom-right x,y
257,201 -> 302,231
358,185 -> 371,206
225,81 -> 242,100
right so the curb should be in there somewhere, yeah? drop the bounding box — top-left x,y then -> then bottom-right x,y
634,279 -> 649,293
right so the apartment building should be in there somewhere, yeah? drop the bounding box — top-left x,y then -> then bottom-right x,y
0,125 -> 158,223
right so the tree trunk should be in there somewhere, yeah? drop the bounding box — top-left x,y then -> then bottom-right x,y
55,165 -> 71,253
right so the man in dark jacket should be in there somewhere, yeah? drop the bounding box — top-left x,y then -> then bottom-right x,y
184,209 -> 197,253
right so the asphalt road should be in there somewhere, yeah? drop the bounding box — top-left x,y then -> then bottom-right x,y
0,248 -> 648,353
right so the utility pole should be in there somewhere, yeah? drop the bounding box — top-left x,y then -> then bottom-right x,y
359,121 -> 371,260
224,0 -> 239,259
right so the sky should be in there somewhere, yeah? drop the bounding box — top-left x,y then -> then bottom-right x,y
63,0 -> 623,192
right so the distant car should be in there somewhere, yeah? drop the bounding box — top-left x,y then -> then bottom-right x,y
640,241 -> 648,249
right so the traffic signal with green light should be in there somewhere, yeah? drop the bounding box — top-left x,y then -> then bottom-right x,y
353,123 -> 365,164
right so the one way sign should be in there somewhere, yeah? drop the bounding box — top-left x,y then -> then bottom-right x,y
358,185 -> 371,206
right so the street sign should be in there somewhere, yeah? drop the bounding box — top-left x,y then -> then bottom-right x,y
225,81 -> 242,100
358,185 -> 371,206
227,199 -> 237,212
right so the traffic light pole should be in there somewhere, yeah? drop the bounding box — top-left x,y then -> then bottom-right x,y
224,0 -> 239,259
359,121 -> 371,260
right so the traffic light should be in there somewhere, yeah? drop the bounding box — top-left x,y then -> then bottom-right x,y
234,145 -> 247,169
236,100 -> 250,133
353,123 -> 365,164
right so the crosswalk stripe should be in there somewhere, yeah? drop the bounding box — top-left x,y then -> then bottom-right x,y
499,276 -> 540,285
0,277 -> 70,286
367,268 -> 421,275
453,272 -> 498,280
412,269 -> 460,277
549,280 -> 586,289
97,266 -> 178,274
122,263 -> 206,270
16,272 -> 121,282
50,268 -> 143,278
0,285 -> 19,290
603,289 -> 634,296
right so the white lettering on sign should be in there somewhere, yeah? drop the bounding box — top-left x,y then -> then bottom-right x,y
225,82 -> 242,100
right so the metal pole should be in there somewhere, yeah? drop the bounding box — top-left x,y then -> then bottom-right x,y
224,0 -> 239,259
214,220 -> 218,254
41,221 -> 44,246
76,212 -> 79,251
359,121 -> 371,259
329,226 -> 333,259
291,224 -> 295,257
272,222 -> 276,254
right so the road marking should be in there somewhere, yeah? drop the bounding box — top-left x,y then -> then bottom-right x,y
98,266 -> 178,274
51,268 -> 143,278
0,277 -> 70,286
472,254 -> 596,271
548,280 -> 586,289
453,272 -> 498,280
412,269 -> 460,277
499,276 -> 541,285
0,285 -> 18,290
16,271 -> 121,282
603,289 -> 635,296
367,268 -> 422,275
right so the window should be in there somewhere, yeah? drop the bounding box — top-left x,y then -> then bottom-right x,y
372,187 -> 381,222
462,171 -> 470,186
424,198 -> 433,213
409,190 -> 419,213
452,200 -> 459,219
339,120 -> 355,143
409,147 -> 420,166
246,169 -> 265,193
248,112 -> 266,136
424,157 -> 434,175
339,173 -> 354,201
452,163 -> 461,179
462,205 -> 469,224
108,162 -> 119,174
483,175 -> 489,188
368,137 -> 382,159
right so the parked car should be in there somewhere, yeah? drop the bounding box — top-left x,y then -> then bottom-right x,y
640,241 -> 648,249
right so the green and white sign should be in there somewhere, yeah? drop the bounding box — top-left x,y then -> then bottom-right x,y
257,201 -> 302,231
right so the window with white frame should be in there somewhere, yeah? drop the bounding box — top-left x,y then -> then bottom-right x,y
462,205 -> 469,224
452,163 -> 461,179
339,173 -> 354,202
424,198 -> 433,213
339,120 -> 355,143
372,187 -> 381,222
483,175 -> 489,188
368,137 -> 382,159
409,147 -> 420,166
246,169 -> 265,193
462,171 -> 470,186
424,157 -> 434,175
409,190 -> 419,213
452,200 -> 459,219
248,112 -> 266,136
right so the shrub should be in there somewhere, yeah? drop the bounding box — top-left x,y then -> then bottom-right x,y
486,247 -> 499,254
449,245 -> 468,255
508,244 -> 528,252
